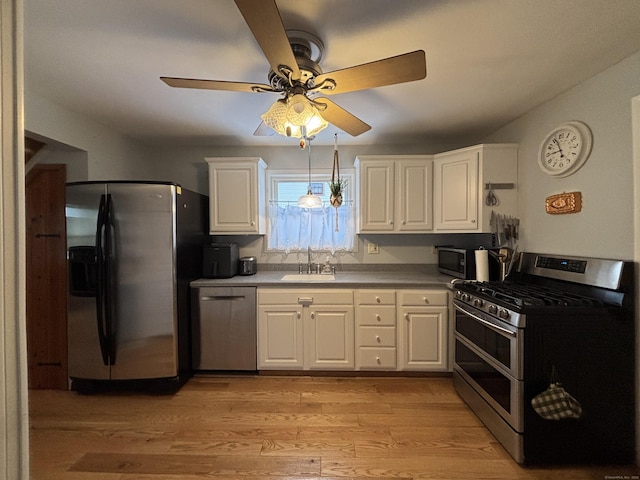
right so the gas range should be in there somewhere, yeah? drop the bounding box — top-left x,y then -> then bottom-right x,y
451,251 -> 635,465
451,252 -> 630,328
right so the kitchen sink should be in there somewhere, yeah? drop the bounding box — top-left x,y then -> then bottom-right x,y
280,274 -> 335,282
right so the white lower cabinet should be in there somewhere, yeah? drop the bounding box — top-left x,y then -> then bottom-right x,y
355,290 -> 397,370
259,287 -> 448,372
257,304 -> 304,369
257,289 -> 354,370
397,290 -> 449,371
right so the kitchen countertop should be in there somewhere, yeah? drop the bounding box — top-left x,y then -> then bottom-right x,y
191,266 -> 456,289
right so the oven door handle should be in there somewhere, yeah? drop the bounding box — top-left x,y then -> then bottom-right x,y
454,304 -> 516,338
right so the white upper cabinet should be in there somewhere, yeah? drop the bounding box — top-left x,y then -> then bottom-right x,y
355,156 -> 433,233
205,157 -> 266,234
433,144 -> 518,232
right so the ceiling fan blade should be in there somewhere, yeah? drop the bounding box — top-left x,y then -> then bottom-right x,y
161,76 -> 274,93
253,122 -> 275,136
234,0 -> 300,81
315,98 -> 371,137
313,50 -> 426,95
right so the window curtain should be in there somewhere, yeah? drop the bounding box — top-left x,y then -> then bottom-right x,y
268,203 -> 355,253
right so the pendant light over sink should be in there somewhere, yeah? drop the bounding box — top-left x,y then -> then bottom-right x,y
297,139 -> 323,208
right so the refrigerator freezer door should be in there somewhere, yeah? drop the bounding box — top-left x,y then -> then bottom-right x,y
107,183 -> 178,380
67,183 -> 110,380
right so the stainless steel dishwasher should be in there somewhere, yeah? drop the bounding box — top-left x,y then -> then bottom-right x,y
191,286 -> 257,370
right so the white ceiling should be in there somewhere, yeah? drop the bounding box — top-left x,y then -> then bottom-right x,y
24,0 -> 640,148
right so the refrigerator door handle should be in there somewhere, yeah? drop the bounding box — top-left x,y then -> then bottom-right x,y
104,193 -> 116,366
95,194 -> 110,366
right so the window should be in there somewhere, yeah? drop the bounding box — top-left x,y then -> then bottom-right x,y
267,171 -> 355,253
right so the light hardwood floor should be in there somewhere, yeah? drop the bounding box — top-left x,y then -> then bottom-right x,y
29,375 -> 638,479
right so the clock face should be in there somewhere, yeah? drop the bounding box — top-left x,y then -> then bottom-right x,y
538,121 -> 592,177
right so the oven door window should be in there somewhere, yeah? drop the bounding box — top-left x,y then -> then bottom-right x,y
456,311 -> 511,369
455,339 -> 511,413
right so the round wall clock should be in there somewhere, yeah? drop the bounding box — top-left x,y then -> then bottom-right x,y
538,121 -> 593,177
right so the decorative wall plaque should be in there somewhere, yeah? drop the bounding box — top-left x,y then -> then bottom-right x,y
545,192 -> 582,215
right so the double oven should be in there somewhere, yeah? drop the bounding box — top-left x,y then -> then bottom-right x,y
451,252 -> 635,465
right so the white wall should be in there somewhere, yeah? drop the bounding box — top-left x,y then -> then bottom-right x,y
482,51 -> 640,260
25,90 -> 155,181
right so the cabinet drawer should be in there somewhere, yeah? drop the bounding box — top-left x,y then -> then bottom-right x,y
358,290 -> 396,305
357,305 -> 396,326
358,348 -> 397,369
358,326 -> 396,347
258,288 -> 353,305
399,290 -> 448,306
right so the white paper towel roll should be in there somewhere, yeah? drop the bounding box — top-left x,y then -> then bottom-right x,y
475,249 -> 489,282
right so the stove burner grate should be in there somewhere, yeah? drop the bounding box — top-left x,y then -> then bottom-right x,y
462,281 -> 604,309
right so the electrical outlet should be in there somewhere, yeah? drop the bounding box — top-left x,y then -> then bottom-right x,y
368,243 -> 379,254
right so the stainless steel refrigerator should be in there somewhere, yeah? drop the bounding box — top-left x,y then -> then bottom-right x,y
66,181 -> 207,393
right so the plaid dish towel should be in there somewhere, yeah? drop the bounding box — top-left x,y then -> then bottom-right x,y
531,382 -> 582,420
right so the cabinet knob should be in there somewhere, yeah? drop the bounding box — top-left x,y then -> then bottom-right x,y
297,312 -> 301,319
376,356 -> 381,364
376,335 -> 381,343
404,313 -> 409,320
251,221 -> 255,226
311,312 -> 315,319
402,220 -> 406,225
375,314 -> 381,321
471,219 -> 476,223
423,297 -> 429,304
375,296 -> 381,303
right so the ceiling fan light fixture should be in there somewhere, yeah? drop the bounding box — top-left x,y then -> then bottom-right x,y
261,95 -> 328,139
286,94 -> 315,123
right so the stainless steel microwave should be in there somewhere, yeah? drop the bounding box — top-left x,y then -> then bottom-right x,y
438,247 -> 499,280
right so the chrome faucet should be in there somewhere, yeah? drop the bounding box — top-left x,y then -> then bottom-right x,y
307,246 -> 313,273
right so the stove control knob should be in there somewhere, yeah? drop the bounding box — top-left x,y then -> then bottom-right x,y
473,298 -> 484,308
488,304 -> 498,315
499,309 -> 510,320
461,293 -> 471,302
455,290 -> 463,299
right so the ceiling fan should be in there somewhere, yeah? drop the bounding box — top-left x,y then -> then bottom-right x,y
160,0 -> 427,139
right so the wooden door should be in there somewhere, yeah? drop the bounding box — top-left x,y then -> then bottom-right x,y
26,164 -> 68,389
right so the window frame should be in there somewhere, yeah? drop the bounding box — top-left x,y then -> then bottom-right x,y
266,169 -> 357,253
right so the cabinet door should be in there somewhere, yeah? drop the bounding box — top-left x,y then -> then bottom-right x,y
359,161 -> 395,232
257,306 -> 304,369
398,306 -> 448,371
434,151 -> 479,230
306,306 -> 354,369
397,159 -> 433,232
207,158 -> 265,234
